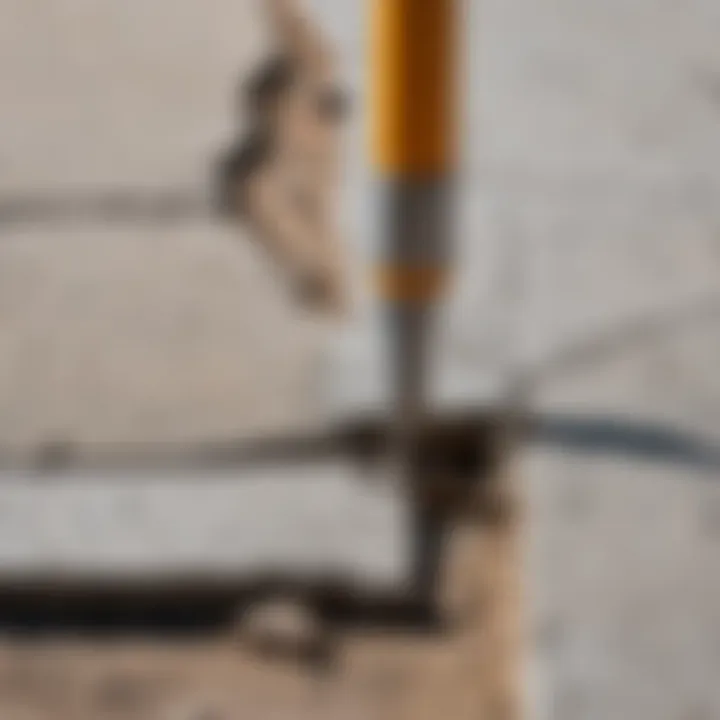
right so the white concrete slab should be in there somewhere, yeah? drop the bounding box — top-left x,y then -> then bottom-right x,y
0,461 -> 409,589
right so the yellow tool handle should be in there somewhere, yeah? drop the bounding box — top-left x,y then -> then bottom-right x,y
370,0 -> 458,177
374,265 -> 449,303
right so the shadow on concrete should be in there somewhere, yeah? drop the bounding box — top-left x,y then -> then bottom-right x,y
0,580 -> 446,640
532,412 -> 720,472
0,431 -> 345,475
516,294 -> 720,470
0,410 -> 498,477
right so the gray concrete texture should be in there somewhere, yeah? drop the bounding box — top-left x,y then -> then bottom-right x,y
0,463 -> 409,588
0,0 -> 331,451
1,0 -> 720,717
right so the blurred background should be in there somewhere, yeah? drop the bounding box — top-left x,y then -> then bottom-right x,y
0,0 -> 719,718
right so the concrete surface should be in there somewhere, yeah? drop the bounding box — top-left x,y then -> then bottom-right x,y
0,0 -> 719,717
309,1 -> 720,717
0,0 -> 331,452
0,462 -> 408,588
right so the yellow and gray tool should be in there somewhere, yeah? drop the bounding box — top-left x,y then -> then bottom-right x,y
370,0 -> 459,607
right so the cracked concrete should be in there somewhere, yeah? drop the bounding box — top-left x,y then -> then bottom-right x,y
0,1 -> 719,716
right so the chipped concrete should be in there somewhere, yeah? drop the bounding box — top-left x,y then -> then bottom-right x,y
0,1 -> 719,715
